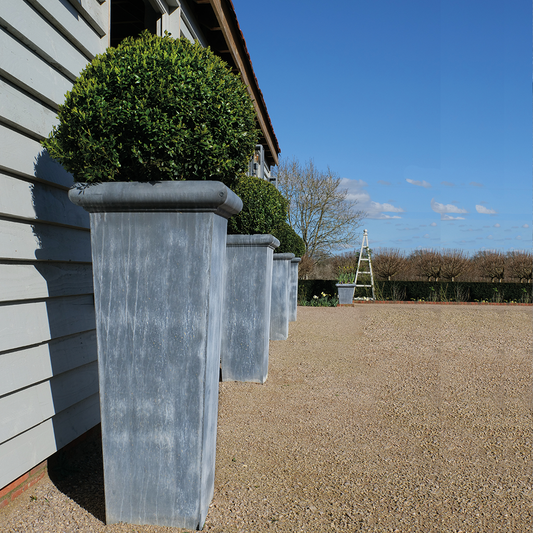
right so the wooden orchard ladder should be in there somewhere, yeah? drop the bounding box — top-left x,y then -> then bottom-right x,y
354,229 -> 375,300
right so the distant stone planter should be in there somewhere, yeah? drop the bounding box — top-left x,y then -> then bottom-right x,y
270,253 -> 295,340
336,283 -> 356,305
221,234 -> 279,383
69,181 -> 242,530
289,257 -> 301,322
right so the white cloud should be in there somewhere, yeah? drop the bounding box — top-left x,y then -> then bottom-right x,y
493,223 -> 500,228
523,224 -> 530,228
442,215 -> 466,221
441,181 -> 454,187
344,179 -> 404,219
406,178 -> 431,188
516,235 -> 523,240
423,234 -> 430,238
430,222 -> 437,227
430,198 -> 468,216
377,180 -> 391,186
470,181 -> 484,187
476,205 -> 497,215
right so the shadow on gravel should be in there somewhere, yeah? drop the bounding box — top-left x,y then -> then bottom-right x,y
48,425 -> 106,523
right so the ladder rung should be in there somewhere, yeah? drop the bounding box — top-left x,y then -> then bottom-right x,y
355,284 -> 373,287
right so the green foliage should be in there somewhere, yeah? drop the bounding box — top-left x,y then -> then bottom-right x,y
42,32 -> 259,186
337,266 -> 356,284
228,176 -> 288,235
298,291 -> 338,307
272,222 -> 306,257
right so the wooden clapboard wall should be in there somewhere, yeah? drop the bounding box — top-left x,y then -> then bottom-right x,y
0,0 -> 108,490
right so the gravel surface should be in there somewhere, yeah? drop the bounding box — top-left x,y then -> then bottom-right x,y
1,304 -> 531,532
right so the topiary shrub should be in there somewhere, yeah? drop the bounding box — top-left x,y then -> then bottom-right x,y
228,176 -> 288,235
42,31 -> 258,187
272,222 -> 306,257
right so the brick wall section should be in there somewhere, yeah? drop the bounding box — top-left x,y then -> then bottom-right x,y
0,461 -> 48,510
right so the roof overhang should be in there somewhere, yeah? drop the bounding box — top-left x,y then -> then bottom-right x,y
189,0 -> 280,167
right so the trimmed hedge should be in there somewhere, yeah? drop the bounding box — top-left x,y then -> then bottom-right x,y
298,280 -> 533,303
43,32 -> 258,186
227,176 -> 287,235
272,222 -> 306,258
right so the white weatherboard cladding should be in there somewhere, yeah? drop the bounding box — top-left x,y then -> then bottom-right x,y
0,79 -> 58,140
0,296 -> 96,353
0,331 -> 97,397
0,28 -> 73,109
0,0 -> 104,493
0,394 -> 100,490
0,1 -> 91,81
0,218 -> 91,262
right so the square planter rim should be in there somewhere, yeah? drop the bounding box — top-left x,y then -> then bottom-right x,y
273,253 -> 295,261
336,283 -> 357,287
291,257 -> 301,263
68,180 -> 242,218
226,234 -> 280,249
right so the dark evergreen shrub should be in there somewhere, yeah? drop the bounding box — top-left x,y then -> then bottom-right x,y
272,222 -> 306,257
227,176 -> 287,235
42,32 -> 258,187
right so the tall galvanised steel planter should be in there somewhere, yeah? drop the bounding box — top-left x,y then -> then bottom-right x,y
289,257 -> 301,322
221,234 -> 279,383
69,181 -> 242,531
270,253 -> 295,340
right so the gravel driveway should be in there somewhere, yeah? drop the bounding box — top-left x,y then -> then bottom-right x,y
1,304 -> 531,532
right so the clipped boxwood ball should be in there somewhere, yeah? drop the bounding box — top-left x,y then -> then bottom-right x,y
272,222 -> 306,257
228,176 -> 288,235
42,31 -> 259,186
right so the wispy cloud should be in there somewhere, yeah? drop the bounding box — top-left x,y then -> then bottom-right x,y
406,178 -> 431,188
470,181 -> 484,187
442,215 -> 466,220
493,223 -> 500,228
441,181 -> 454,187
523,224 -> 530,228
377,180 -> 391,186
430,198 -> 468,215
343,179 -> 404,219
476,205 -> 497,215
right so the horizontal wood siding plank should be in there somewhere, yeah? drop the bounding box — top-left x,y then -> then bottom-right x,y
0,263 -> 93,303
0,393 -> 100,490
0,79 -> 58,140
0,330 -> 97,396
0,361 -> 98,444
0,295 -> 95,353
0,173 -> 89,228
0,219 -> 91,262
26,0 -> 107,54
0,28 -> 72,109
65,0 -> 108,38
0,2 -> 90,81
0,124 -> 74,187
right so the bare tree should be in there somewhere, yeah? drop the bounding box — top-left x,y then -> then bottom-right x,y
440,249 -> 470,282
274,158 -> 365,260
297,254 -> 316,280
472,250 -> 506,282
410,249 -> 443,281
506,251 -> 533,283
372,248 -> 406,281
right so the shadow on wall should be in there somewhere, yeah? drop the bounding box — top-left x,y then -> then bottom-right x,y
30,151 -> 100,484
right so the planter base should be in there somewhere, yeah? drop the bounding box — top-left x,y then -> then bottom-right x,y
221,234 -> 279,383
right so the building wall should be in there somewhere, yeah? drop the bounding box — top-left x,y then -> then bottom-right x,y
0,0 -> 108,490
0,0 -> 263,493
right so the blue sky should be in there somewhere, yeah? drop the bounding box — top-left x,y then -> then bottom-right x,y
231,0 -> 532,254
